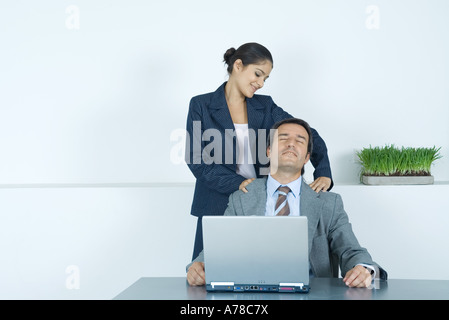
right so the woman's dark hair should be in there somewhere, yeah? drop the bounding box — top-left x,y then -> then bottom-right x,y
223,42 -> 273,74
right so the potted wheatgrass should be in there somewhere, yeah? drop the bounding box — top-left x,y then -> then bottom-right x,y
356,145 -> 442,185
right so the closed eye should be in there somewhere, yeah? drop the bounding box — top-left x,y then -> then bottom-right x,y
255,69 -> 269,82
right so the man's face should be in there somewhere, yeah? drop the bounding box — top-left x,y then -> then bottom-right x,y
267,123 -> 310,174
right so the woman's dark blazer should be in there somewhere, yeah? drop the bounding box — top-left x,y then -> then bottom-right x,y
185,82 -> 333,218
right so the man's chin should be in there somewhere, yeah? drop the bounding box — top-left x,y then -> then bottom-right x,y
272,163 -> 302,173
279,156 -> 299,164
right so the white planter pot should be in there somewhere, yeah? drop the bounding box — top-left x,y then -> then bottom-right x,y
362,175 -> 434,185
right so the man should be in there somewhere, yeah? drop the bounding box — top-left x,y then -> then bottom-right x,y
186,118 -> 387,288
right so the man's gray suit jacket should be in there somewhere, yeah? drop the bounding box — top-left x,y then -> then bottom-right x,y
188,177 -> 387,280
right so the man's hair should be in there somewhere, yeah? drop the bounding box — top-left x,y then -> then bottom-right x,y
267,118 -> 313,155
266,118 -> 313,176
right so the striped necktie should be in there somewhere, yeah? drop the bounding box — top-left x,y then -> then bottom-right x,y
275,186 -> 291,216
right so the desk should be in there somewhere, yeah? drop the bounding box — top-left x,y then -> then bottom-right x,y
114,277 -> 449,300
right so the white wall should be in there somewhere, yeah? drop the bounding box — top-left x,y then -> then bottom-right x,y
1,183 -> 448,300
0,1 -> 448,299
0,185 -> 197,299
0,0 -> 448,184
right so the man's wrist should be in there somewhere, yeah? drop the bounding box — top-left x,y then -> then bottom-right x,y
357,263 -> 376,280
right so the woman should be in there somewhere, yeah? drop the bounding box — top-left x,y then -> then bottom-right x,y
185,42 -> 333,260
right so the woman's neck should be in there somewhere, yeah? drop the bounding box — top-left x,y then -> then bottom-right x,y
224,80 -> 248,124
224,80 -> 245,106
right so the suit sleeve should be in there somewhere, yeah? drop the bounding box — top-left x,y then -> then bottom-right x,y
270,98 -> 334,190
223,192 -> 238,216
327,194 -> 387,279
185,98 -> 246,195
186,250 -> 204,270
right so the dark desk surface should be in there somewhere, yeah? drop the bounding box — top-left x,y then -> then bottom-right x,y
113,277 -> 449,300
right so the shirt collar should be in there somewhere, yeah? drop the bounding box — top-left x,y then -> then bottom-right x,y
267,174 -> 302,199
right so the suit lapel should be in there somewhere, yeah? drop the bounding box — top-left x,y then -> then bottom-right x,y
209,82 -> 234,130
209,83 -> 266,130
240,177 -> 323,229
300,179 -> 323,254
208,83 -> 236,167
246,98 -> 265,132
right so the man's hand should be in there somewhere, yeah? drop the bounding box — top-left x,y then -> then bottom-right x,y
187,262 -> 206,286
309,177 -> 332,193
343,265 -> 372,288
239,178 -> 255,193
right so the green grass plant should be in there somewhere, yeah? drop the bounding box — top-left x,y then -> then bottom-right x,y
357,145 -> 442,177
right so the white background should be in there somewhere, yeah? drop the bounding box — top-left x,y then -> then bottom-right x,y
0,0 -> 448,299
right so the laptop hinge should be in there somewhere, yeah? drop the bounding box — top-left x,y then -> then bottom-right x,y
211,282 -> 234,288
279,282 -> 304,289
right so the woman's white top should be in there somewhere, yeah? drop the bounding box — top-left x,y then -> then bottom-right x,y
234,123 -> 257,179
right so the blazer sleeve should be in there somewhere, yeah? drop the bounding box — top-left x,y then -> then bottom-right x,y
269,98 -> 333,189
309,127 -> 333,188
185,97 -> 246,195
327,193 -> 387,279
185,189 -> 240,272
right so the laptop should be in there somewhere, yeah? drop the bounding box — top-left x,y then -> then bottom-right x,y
202,216 -> 310,293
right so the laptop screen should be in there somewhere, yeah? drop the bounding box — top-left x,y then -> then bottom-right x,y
202,216 -> 309,292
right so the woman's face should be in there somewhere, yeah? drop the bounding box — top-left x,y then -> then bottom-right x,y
232,59 -> 272,98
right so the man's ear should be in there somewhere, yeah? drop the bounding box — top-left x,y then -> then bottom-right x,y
266,146 -> 271,158
305,152 -> 311,164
